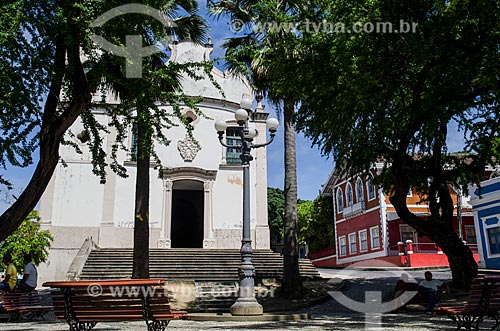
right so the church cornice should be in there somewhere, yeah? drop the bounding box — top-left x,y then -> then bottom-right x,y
88,96 -> 240,112
160,167 -> 217,181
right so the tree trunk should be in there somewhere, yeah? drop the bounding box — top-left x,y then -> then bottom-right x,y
434,230 -> 477,289
389,159 -> 477,289
132,113 -> 151,279
281,97 -> 302,298
0,26 -> 90,242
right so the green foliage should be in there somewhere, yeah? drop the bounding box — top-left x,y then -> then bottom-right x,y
295,0 -> 500,191
267,187 -> 285,242
297,196 -> 334,251
268,186 -> 334,251
297,200 -> 313,244
268,187 -> 309,242
308,196 -> 335,251
0,210 -> 53,272
0,0 -> 55,185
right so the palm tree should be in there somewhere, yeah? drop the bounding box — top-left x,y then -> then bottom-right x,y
208,0 -> 305,297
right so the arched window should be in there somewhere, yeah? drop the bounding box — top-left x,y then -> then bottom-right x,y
355,177 -> 364,203
336,188 -> 343,212
346,183 -> 353,207
183,109 -> 199,125
366,176 -> 376,201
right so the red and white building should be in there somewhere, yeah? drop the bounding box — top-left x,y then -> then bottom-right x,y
310,163 -> 479,268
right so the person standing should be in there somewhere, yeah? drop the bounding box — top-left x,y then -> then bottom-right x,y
18,253 -> 38,291
0,254 -> 17,291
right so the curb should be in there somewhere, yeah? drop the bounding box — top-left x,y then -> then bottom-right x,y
320,266 -> 451,272
186,313 -> 311,321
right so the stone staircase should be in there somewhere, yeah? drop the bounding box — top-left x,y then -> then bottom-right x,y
78,248 -> 320,312
79,248 -> 320,281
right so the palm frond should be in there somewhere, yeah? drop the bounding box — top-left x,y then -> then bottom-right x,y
172,15 -> 208,45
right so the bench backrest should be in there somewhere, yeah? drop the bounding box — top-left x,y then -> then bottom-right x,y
482,275 -> 500,311
465,276 -> 500,311
1,291 -> 42,311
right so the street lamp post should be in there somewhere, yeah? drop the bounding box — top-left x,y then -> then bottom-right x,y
214,94 -> 279,316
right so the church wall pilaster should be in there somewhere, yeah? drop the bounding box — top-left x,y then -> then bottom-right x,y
158,179 -> 173,248
203,180 -> 216,248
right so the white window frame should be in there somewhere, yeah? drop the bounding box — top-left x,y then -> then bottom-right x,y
370,226 -> 381,249
339,236 -> 347,257
359,229 -> 368,252
348,232 -> 357,254
481,215 -> 500,258
355,177 -> 364,203
336,188 -> 343,213
486,225 -> 500,257
400,224 -> 416,243
346,183 -> 353,207
366,176 -> 376,201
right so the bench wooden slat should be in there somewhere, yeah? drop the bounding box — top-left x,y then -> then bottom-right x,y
0,290 -> 54,321
43,279 -> 166,288
75,313 -> 185,321
43,278 -> 187,331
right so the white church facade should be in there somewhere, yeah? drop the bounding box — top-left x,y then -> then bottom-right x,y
38,41 -> 273,282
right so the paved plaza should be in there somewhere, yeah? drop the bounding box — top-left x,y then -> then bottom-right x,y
0,316 -> 458,331
0,312 -> 463,330
1,268 -> 482,330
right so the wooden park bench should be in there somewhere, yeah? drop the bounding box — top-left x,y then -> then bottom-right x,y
435,275 -> 500,330
42,279 -> 188,331
0,290 -> 54,321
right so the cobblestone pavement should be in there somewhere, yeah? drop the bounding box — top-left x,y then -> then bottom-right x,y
0,269 -> 484,330
0,314 -> 462,331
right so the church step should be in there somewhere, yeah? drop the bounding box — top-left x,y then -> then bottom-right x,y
80,266 -> 318,275
81,268 -> 317,275
79,248 -> 321,281
82,262 -> 303,268
80,270 -> 314,278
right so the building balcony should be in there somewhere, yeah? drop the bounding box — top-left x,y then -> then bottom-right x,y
343,201 -> 365,218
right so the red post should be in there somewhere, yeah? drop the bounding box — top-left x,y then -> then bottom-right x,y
406,240 -> 414,254
398,241 -> 406,266
398,242 -> 405,256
